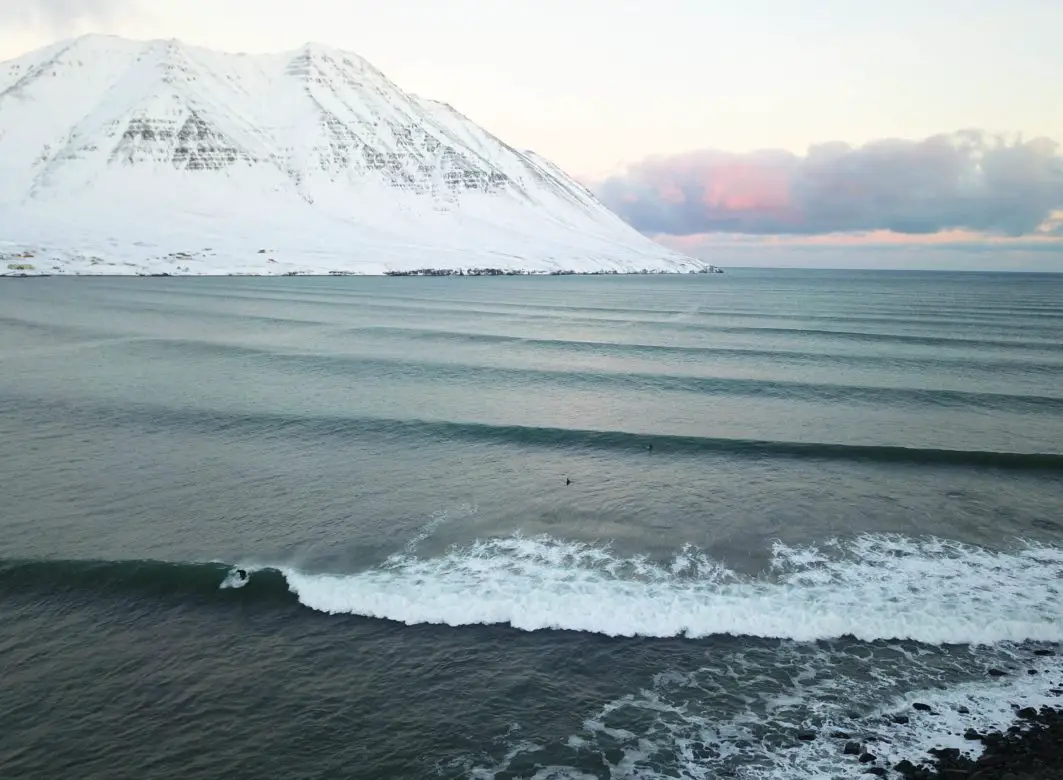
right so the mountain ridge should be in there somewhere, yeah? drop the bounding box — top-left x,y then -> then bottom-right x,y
0,34 -> 706,276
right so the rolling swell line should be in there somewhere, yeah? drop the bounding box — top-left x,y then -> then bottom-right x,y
348,322 -> 1063,353
344,327 -> 1063,370
99,301 -> 333,330
170,283 -> 1063,325
363,313 -> 1063,349
710,325 -> 1063,350
67,302 -> 1063,350
0,558 -> 293,603
8,398 -> 1062,472
379,420 -> 1063,471
150,288 -> 1063,330
118,338 -> 1063,413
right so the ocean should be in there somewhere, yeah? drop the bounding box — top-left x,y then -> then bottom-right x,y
1,269 -> 1062,780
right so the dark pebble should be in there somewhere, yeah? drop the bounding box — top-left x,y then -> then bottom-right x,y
796,731 -> 816,741
843,741 -> 862,755
859,752 -> 876,763
956,706 -> 970,714
929,748 -> 960,762
891,715 -> 910,724
1034,649 -> 1055,656
1029,669 -> 1039,675
977,752 -> 1008,768
894,759 -> 917,774
964,728 -> 984,740
912,702 -> 933,712
988,668 -> 1007,676
829,730 -> 850,739
982,732 -> 1005,748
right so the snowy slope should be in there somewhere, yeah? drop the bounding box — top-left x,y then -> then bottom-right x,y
0,35 -> 704,276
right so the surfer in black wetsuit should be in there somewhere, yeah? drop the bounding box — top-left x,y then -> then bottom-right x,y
565,477 -> 571,485
236,568 -> 248,581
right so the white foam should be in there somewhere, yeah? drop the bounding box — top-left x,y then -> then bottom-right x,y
218,563 -> 265,589
280,533 -> 1063,644
402,503 -> 479,555
463,641 -> 1063,779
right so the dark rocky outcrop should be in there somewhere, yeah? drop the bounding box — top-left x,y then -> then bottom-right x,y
890,705 -> 1063,780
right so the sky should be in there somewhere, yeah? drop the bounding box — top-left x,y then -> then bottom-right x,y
2,0 -> 1062,269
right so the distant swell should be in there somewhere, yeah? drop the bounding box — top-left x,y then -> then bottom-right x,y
128,338 -> 1063,414
362,419 -> 1063,470
344,326 -> 1063,370
5,397 -> 1063,472
353,320 -> 1063,351
103,300 -> 1063,350
5,534 -> 1063,645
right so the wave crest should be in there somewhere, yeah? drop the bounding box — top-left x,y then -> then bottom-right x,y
282,533 -> 1063,645
5,534 -> 1061,645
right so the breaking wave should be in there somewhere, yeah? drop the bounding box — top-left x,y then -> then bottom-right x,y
281,534 -> 1063,644
6,533 -> 1063,645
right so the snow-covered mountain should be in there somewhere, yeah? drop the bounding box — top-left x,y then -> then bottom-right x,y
0,35 -> 703,276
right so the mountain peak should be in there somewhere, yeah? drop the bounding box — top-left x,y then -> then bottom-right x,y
0,35 -> 701,275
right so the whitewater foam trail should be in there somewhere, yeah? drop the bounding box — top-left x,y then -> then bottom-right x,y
402,503 -> 478,554
280,534 -> 1063,644
465,642 -> 1063,780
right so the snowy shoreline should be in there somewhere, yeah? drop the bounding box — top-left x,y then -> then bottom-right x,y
1,269 -> 724,278
1,247 -> 722,278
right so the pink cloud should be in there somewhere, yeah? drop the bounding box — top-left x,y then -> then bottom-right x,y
654,228 -> 1063,252
595,131 -> 1063,238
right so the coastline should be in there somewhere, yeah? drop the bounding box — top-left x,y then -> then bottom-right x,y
1,243 -> 718,278
891,704 -> 1063,779
1,266 -> 726,278
820,646 -> 1063,779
